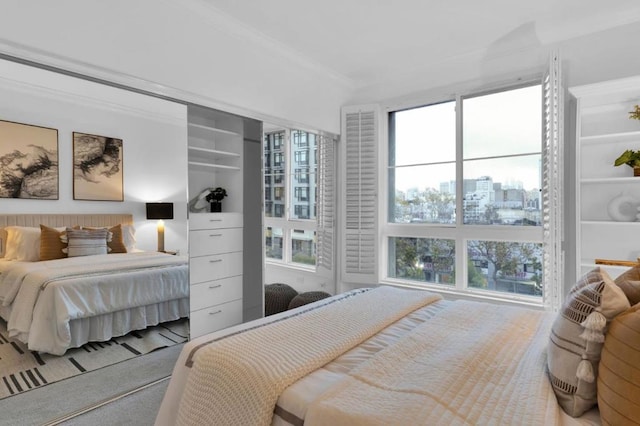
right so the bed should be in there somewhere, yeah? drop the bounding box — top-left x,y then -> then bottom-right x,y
156,272 -> 640,426
0,214 -> 189,355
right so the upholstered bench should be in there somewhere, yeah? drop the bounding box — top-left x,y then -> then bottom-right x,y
264,283 -> 298,316
288,291 -> 331,310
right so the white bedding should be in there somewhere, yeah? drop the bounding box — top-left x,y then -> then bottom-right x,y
0,252 -> 188,355
157,286 -> 601,426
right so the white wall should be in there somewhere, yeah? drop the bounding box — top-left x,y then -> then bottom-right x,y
0,59 -> 189,254
0,0 -> 351,135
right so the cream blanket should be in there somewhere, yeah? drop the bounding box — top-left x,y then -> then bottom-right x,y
176,286 -> 442,426
304,300 -> 564,426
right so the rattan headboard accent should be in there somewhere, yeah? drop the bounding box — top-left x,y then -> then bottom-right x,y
0,214 -> 133,257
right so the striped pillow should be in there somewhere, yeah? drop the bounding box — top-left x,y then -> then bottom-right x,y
62,228 -> 111,257
83,224 -> 127,253
547,268 -> 630,417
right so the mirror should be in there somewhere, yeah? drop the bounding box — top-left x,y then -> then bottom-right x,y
0,58 -> 190,423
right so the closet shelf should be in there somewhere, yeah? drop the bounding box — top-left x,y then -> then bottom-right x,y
188,146 -> 241,158
188,161 -> 241,171
188,122 -> 241,137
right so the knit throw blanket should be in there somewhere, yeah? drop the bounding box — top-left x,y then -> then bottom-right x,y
304,300 -> 558,426
176,286 -> 442,426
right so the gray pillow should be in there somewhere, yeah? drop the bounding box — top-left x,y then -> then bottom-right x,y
547,267 -> 629,417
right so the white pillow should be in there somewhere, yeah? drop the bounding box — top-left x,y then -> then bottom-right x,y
62,228 -> 111,257
4,226 -> 41,261
122,224 -> 137,252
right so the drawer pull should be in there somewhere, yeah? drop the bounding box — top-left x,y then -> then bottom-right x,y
209,219 -> 223,222
209,309 -> 223,315
209,233 -> 223,237
208,284 -> 222,289
209,259 -> 223,263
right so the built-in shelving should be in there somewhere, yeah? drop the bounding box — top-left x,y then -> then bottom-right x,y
571,76 -> 640,280
186,104 -> 264,340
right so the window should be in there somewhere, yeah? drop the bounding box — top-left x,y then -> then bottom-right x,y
294,150 -> 309,165
387,84 -> 544,301
295,168 -> 309,183
264,129 -> 333,269
295,187 -> 309,201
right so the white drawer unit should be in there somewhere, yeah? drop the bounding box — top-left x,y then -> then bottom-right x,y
189,228 -> 243,257
190,276 -> 243,312
189,212 -> 243,230
190,299 -> 243,338
188,211 -> 245,339
189,251 -> 243,284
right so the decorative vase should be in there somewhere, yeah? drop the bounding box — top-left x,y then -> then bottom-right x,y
634,167 -> 640,177
210,201 -> 222,212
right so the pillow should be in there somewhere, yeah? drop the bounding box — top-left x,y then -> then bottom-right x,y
614,264 -> 640,305
62,228 -> 111,257
121,224 -> 137,252
83,224 -> 127,253
547,267 -> 630,417
3,226 -> 41,261
598,303 -> 640,425
40,225 -> 73,261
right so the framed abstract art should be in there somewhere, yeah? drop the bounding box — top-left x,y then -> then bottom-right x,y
73,132 -> 124,201
0,119 -> 59,199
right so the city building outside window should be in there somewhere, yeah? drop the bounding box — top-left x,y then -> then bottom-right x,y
264,129 -> 318,267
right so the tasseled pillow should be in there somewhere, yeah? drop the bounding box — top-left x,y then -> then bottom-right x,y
547,267 -> 629,417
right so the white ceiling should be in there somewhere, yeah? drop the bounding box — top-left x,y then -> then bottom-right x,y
204,0 -> 640,89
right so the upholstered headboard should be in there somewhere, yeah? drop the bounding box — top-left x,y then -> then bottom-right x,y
0,214 -> 133,257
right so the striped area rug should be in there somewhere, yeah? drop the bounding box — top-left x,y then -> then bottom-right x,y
0,318 -> 188,399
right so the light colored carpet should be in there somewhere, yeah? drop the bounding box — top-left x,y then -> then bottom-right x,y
59,378 -> 170,425
0,342 -> 183,426
0,318 -> 188,400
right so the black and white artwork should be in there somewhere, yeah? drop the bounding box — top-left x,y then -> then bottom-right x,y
0,120 -> 59,199
73,132 -> 123,201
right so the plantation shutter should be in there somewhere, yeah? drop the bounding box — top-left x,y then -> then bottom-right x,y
316,132 -> 336,274
542,51 -> 564,312
341,105 -> 379,283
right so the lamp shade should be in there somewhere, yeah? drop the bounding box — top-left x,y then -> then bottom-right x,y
146,202 -> 174,220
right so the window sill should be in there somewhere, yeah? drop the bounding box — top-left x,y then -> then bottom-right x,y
379,279 -> 545,310
265,259 -> 316,273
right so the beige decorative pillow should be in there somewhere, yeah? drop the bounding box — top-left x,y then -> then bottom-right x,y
547,267 -> 630,417
83,224 -> 127,253
40,225 -> 70,261
4,226 -> 41,261
598,303 -> 640,425
62,228 -> 111,257
614,264 -> 640,305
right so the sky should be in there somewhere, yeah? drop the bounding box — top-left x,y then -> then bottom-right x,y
392,85 -> 542,193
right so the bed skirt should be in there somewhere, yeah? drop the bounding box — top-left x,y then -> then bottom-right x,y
66,297 -> 190,349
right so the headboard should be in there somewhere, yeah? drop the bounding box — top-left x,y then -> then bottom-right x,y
0,214 -> 133,257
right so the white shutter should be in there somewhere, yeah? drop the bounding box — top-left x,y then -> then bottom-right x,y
542,51 -> 564,312
316,133 -> 336,273
341,105 -> 379,283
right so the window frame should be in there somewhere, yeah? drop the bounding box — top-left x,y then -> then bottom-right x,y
381,81 -> 546,306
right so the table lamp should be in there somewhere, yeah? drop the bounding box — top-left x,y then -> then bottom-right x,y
146,202 -> 174,252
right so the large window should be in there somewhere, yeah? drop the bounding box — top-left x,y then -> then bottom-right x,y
264,129 -> 319,267
387,84 -> 544,301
